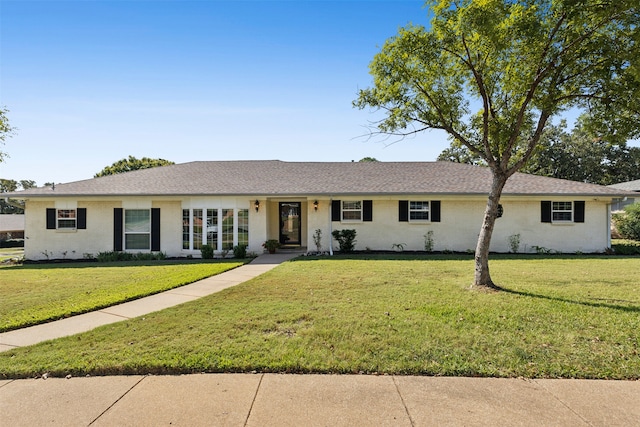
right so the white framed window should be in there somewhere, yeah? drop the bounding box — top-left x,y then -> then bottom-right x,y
552,201 -> 573,222
206,209 -> 218,248
342,201 -> 362,221
409,201 -> 429,221
237,209 -> 249,246
57,209 -> 77,229
182,209 -> 190,250
125,209 -> 151,250
182,208 -> 247,251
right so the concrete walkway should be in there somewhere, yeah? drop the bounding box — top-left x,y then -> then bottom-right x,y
0,252 -> 300,352
1,373 -> 639,426
2,252 -> 639,426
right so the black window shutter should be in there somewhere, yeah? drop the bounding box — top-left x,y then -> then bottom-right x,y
331,200 -> 341,222
574,201 -> 585,223
541,201 -> 552,223
113,208 -> 123,251
151,208 -> 161,251
399,201 -> 409,222
431,201 -> 441,222
363,200 -> 373,222
46,208 -> 56,229
77,208 -> 87,229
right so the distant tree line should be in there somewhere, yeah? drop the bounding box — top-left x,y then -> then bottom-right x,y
438,115 -> 640,186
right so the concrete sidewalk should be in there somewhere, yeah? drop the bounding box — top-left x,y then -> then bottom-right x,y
1,373 -> 639,426
0,252 -> 300,352
2,253 -> 639,425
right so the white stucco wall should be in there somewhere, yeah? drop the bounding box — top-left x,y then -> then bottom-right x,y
310,196 -> 611,254
25,200 -> 121,260
23,194 -> 613,260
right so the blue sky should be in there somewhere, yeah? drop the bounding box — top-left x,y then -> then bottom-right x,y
3,1 -> 636,186
2,0 -> 449,185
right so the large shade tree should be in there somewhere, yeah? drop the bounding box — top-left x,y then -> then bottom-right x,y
94,156 -> 174,177
438,115 -> 640,185
0,107 -> 15,163
355,0 -> 639,289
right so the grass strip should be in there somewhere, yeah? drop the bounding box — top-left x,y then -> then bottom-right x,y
0,259 -> 245,332
1,255 -> 639,379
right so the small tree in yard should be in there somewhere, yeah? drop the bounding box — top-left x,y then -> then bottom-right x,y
613,204 -> 640,241
355,0 -> 640,289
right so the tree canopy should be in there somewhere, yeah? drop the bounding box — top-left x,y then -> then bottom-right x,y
0,179 -> 36,214
94,156 -> 175,177
355,0 -> 640,288
438,115 -> 640,186
0,107 -> 15,163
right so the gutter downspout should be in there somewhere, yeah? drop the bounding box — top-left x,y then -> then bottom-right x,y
607,202 -> 612,249
329,197 -> 334,256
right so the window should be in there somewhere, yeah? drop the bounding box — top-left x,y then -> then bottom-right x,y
342,201 -> 362,221
238,209 -> 249,246
206,209 -> 218,248
46,208 -> 87,230
541,201 -> 585,223
57,209 -> 77,229
409,201 -> 429,221
182,208 -> 248,251
552,202 -> 572,222
332,200 -> 372,222
182,209 -> 190,250
399,201 -> 441,223
222,209 -> 234,250
125,209 -> 150,250
193,209 -> 203,250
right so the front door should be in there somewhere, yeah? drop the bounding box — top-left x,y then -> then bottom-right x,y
279,202 -> 301,246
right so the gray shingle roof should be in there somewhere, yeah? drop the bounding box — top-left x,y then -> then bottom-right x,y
608,179 -> 640,192
5,160 -> 635,198
0,214 -> 25,232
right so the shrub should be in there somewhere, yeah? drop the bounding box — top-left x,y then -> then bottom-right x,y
233,244 -> 247,259
201,244 -> 215,259
0,239 -> 24,248
96,251 -> 166,262
508,233 -> 521,253
613,203 -> 640,241
332,229 -> 357,253
313,229 -> 323,252
612,240 -> 640,255
423,231 -> 434,252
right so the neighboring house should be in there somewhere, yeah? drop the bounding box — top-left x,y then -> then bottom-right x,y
0,214 -> 25,241
608,179 -> 640,211
4,161 -> 636,261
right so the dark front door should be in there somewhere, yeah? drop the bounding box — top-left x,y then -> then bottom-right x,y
279,202 -> 301,246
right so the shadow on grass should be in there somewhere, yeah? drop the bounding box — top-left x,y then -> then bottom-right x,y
499,287 -> 640,313
291,252 -> 630,262
4,258 -> 249,271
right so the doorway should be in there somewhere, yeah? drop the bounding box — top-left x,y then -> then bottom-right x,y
279,202 -> 301,246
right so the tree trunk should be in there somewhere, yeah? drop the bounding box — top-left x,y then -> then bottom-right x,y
473,170 -> 508,290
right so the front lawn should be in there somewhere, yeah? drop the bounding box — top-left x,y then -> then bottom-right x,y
0,259 -> 246,332
1,255 -> 638,379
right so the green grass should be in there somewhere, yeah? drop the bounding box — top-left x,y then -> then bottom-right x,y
0,259 -> 246,332
1,255 -> 639,379
0,248 -> 23,262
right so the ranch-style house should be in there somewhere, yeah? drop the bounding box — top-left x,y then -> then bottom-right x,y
5,160 -> 635,261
